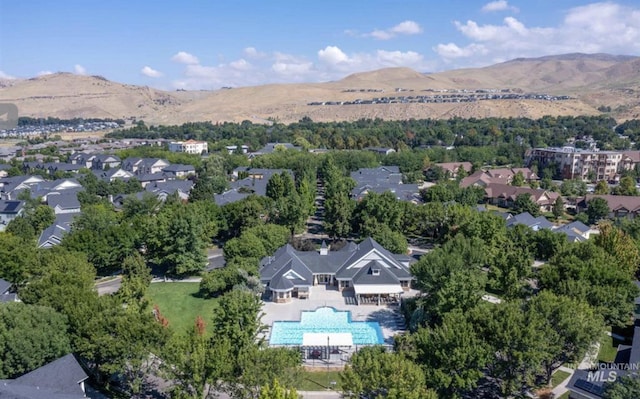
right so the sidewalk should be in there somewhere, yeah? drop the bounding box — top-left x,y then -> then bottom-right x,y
299,391 -> 341,398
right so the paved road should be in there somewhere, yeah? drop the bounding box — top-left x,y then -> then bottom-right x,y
299,391 -> 341,398
206,247 -> 226,271
94,276 -> 122,296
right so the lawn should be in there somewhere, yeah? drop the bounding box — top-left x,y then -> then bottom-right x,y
598,329 -> 624,364
551,370 -> 572,388
147,282 -> 218,333
556,392 -> 570,399
295,370 -> 343,391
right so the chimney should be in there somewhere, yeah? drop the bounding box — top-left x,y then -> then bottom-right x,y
319,240 -> 328,256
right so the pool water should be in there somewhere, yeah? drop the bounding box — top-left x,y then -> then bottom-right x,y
269,307 -> 384,345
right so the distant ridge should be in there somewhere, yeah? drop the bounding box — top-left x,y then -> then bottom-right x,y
504,53 -> 638,64
1,53 -> 639,124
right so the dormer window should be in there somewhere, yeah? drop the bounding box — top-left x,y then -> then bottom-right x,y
372,268 -> 380,276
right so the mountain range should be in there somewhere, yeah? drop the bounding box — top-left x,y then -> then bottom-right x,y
1,53 -> 639,125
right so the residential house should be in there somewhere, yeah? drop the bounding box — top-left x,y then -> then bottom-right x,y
31,179 -> 83,202
260,238 -> 414,305
225,145 -> 249,154
92,154 -> 121,170
577,195 -> 640,219
366,147 -> 396,156
253,142 -> 300,156
0,175 -> 46,199
0,277 -> 19,303
47,163 -> 84,175
431,162 -> 473,179
123,158 -> 171,175
38,214 -> 76,248
69,152 -> 97,168
505,212 -> 555,231
554,220 -> 597,242
136,173 -> 168,188
93,168 -> 134,182
145,180 -> 194,201
162,164 -> 196,178
0,353 -> 89,399
350,166 -> 421,203
460,170 -> 507,187
0,200 -> 24,231
168,139 -> 208,154
0,164 -> 11,178
47,192 -> 81,215
483,183 -> 559,212
216,168 -> 292,205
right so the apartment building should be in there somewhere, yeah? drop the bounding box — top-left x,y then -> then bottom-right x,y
168,139 -> 208,155
525,147 -> 623,181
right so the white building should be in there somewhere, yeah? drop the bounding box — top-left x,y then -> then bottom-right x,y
168,140 -> 208,155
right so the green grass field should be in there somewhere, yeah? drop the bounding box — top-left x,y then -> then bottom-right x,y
147,282 -> 218,333
598,329 -> 624,364
551,370 -> 571,388
295,371 -> 343,391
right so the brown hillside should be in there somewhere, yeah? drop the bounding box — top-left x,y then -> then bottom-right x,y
1,54 -> 639,124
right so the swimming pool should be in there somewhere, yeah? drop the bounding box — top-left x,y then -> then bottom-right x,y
269,307 -> 384,346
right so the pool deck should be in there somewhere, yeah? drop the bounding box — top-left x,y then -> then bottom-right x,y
260,285 -> 419,346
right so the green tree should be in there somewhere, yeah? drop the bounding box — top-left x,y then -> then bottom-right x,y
539,242 -> 639,327
162,316 -> 233,399
0,302 -> 71,379
595,221 -> 640,277
478,301 -> 549,397
199,266 -> 242,298
603,375 -> 640,399
528,291 -> 603,385
372,225 -> 408,254
341,346 -> 437,399
488,240 -> 532,299
595,180 -> 610,195
513,193 -> 540,217
614,176 -> 639,196
410,235 -> 487,325
324,190 -> 354,238
401,310 -> 489,399
259,379 -> 299,399
586,197 -> 610,224
511,171 -> 525,186
0,232 -> 40,285
552,196 -> 565,219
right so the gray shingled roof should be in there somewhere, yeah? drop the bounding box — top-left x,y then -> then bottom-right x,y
47,192 -> 81,211
261,238 -> 413,291
0,278 -> 11,294
0,354 -> 87,399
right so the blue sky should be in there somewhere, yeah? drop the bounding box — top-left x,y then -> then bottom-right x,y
1,1 -> 640,90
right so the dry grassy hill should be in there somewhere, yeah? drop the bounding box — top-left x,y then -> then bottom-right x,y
1,53 -> 639,124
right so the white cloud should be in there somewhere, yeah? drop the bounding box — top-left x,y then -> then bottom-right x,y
74,64 -> 87,75
37,70 -> 54,76
141,66 -> 163,78
243,47 -> 267,59
318,46 -> 350,64
171,45 -> 435,89
0,71 -> 16,80
434,43 -> 487,59
481,0 -> 519,13
366,20 -> 423,40
171,51 -> 199,64
437,2 -> 640,64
